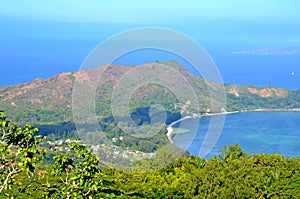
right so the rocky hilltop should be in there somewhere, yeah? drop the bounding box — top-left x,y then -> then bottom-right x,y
0,61 -> 299,125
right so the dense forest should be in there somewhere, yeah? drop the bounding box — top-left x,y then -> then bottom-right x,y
1,111 -> 300,198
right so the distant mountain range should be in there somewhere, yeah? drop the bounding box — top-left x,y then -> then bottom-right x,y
0,60 -> 299,127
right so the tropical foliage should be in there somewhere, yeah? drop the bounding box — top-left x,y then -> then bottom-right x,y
1,112 -> 299,198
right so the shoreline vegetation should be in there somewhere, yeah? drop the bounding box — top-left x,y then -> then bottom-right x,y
166,108 -> 300,144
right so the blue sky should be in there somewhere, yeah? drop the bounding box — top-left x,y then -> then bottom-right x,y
0,0 -> 300,88
2,0 -> 299,24
1,0 -> 300,43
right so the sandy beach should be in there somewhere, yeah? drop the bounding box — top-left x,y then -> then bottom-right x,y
165,109 -> 300,144
165,111 -> 239,143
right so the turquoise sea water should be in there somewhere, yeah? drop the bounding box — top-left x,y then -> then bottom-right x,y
172,112 -> 300,158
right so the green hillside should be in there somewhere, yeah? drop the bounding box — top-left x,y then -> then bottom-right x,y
1,61 -> 299,124
0,61 -> 300,154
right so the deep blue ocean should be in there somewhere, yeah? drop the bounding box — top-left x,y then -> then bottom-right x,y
114,50 -> 300,90
172,112 -> 300,158
1,46 -> 299,90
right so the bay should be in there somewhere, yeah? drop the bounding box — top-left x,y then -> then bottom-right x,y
172,112 -> 300,158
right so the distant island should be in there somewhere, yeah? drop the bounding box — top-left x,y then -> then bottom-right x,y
232,47 -> 299,55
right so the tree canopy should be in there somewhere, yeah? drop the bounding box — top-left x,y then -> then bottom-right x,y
1,111 -> 300,198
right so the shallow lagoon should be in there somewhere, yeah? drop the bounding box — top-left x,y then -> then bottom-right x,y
172,112 -> 300,158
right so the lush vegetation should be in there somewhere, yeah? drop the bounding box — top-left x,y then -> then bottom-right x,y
226,85 -> 300,111
1,61 -> 300,156
1,111 -> 300,198
2,61 -> 300,126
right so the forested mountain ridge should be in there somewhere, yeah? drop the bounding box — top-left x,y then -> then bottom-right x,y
1,60 -> 299,126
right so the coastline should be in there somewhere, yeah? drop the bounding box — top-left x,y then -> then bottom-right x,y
166,111 -> 239,143
242,108 -> 300,113
166,116 -> 192,143
165,109 -> 300,144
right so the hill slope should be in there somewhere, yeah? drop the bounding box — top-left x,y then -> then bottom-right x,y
1,60 -> 299,126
